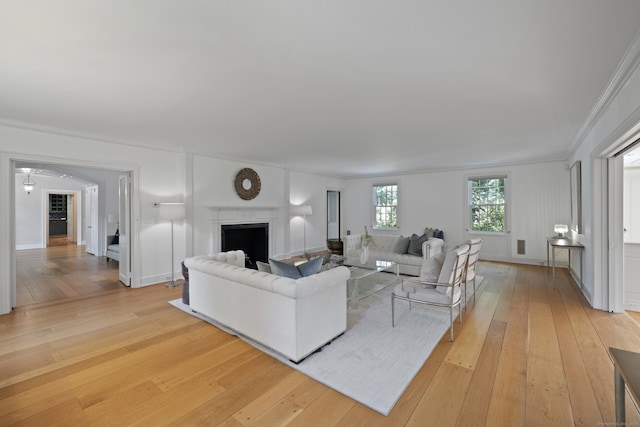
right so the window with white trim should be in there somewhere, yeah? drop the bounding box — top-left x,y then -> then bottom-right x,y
373,184 -> 398,229
468,177 -> 506,232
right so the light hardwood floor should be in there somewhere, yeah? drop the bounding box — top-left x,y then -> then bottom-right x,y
2,247 -> 640,426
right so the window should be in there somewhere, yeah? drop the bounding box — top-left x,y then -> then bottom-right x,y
373,184 -> 398,229
469,177 -> 506,232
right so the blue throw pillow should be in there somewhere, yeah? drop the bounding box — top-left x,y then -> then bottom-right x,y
269,259 -> 302,279
296,256 -> 323,277
434,229 -> 444,240
111,230 -> 119,245
407,233 -> 428,256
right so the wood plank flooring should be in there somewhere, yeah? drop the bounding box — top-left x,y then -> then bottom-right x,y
16,241 -> 121,307
3,247 -> 640,426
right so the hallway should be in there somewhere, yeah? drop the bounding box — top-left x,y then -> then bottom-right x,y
15,240 -> 121,307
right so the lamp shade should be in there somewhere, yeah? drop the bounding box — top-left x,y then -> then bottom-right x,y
159,203 -> 185,220
554,224 -> 569,234
291,204 -> 312,216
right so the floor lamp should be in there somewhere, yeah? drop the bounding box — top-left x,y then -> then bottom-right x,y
159,203 -> 186,287
292,204 -> 313,257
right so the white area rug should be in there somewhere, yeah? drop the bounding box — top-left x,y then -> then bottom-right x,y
169,273 -> 484,416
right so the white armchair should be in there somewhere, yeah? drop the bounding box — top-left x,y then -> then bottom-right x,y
391,244 -> 470,341
464,239 -> 482,305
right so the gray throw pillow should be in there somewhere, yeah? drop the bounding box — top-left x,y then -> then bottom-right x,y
407,233 -> 428,256
256,261 -> 272,273
269,259 -> 302,279
393,235 -> 410,254
296,256 -> 323,277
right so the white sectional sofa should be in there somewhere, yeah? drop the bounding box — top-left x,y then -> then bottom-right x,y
184,251 -> 351,363
344,233 -> 444,276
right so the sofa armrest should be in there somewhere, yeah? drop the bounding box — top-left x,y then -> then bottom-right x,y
343,234 -> 362,255
422,238 -> 444,260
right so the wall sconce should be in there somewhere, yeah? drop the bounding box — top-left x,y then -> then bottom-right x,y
23,174 -> 36,194
554,224 -> 569,238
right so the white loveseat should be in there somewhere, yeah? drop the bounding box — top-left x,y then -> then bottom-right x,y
344,233 -> 444,276
183,251 -> 351,363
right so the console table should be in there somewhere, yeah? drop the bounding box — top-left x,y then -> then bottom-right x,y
610,347 -> 640,424
547,237 -> 584,288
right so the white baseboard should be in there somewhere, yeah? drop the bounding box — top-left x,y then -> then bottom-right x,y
16,244 -> 44,250
139,271 -> 184,288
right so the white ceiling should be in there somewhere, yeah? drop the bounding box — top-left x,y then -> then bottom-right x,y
2,1 -> 640,177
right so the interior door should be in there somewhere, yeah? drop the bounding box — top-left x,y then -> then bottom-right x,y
66,194 -> 75,243
119,174 -> 131,286
85,185 -> 99,255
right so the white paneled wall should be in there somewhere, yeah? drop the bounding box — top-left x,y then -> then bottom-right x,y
343,161 -> 570,264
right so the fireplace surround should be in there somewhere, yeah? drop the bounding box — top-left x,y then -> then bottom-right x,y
209,206 -> 280,264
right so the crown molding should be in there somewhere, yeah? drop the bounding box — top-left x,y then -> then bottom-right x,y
571,29 -> 640,154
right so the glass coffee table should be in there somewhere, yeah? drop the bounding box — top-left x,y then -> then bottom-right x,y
343,257 -> 399,307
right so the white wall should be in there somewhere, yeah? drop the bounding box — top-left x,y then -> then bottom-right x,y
0,123 -> 185,314
289,171 -> 343,256
343,161 -> 569,264
190,154 -> 344,259
570,46 -> 640,309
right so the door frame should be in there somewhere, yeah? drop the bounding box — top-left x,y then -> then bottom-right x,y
0,151 -> 141,314
44,190 -> 82,247
591,109 -> 640,311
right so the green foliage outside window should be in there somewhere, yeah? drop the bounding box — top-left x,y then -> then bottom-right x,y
470,178 -> 505,232
373,184 -> 398,228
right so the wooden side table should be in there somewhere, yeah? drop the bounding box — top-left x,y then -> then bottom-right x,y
327,239 -> 343,255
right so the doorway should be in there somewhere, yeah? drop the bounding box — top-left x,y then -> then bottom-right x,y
5,158 -> 139,312
45,191 -> 81,248
327,190 -> 342,254
593,120 -> 640,312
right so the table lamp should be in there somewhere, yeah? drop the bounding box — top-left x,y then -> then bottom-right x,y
554,224 -> 569,238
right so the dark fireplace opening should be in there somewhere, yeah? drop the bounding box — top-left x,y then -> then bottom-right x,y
221,223 -> 269,269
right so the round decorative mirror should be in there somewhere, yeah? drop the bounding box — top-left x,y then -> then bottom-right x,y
234,168 -> 261,200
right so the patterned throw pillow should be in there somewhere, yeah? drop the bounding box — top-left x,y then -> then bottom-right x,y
423,227 -> 435,238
